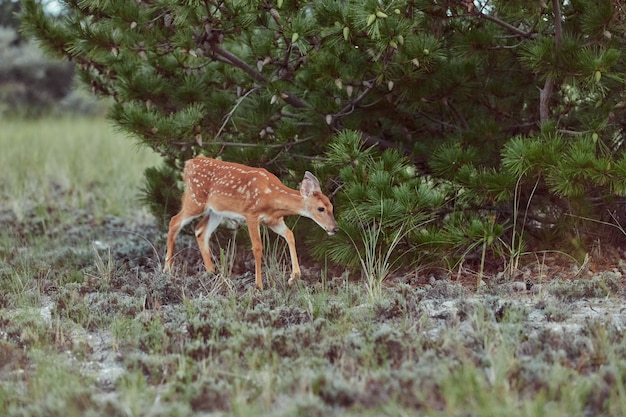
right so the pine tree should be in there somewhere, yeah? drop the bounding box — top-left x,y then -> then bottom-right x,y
20,0 -> 626,272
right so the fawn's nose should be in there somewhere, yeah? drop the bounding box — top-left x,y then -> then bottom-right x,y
328,226 -> 339,235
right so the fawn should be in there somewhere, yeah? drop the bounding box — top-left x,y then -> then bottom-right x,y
163,156 -> 339,289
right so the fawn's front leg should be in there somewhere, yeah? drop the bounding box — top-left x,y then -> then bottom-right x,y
247,219 -> 264,290
269,221 -> 301,286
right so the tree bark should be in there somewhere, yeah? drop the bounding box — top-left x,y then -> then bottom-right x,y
540,0 -> 563,125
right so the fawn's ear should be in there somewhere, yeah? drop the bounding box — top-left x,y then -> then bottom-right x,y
300,171 -> 321,197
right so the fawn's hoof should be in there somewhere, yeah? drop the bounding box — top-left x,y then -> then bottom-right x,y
288,271 -> 301,286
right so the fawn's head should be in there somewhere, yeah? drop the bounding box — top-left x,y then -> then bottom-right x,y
300,171 -> 339,235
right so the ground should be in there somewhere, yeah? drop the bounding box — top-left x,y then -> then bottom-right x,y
1,198 -> 626,416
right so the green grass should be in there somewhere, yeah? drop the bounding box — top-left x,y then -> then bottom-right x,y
0,116 -> 160,218
1,116 -> 626,416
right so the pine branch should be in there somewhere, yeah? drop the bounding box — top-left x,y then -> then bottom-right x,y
417,111 -> 462,132
214,87 -> 259,140
326,81 -> 375,127
169,137 -> 312,148
210,44 -> 266,83
458,0 -> 535,39
446,100 -> 470,131
209,38 -> 398,156
552,0 -> 563,46
478,13 -> 535,39
209,44 -> 308,109
354,131 -> 412,156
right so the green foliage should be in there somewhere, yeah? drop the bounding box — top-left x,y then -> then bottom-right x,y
316,130 -> 439,268
141,164 -> 182,231
19,0 -> 626,271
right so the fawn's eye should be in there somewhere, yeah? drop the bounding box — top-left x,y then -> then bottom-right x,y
317,207 -> 325,213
